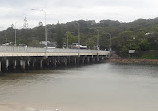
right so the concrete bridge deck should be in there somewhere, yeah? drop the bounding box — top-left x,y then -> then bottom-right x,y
0,46 -> 110,72
0,46 -> 109,57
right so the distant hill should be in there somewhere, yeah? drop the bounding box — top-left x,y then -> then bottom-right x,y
1,17 -> 158,57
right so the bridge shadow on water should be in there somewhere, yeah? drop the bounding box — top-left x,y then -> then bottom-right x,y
0,57 -> 106,76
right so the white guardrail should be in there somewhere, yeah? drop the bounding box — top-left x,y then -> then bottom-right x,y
0,46 -> 109,55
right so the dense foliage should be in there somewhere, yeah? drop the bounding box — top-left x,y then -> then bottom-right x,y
1,18 -> 158,58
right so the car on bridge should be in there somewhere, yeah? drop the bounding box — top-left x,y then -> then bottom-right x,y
71,43 -> 87,49
2,42 -> 13,46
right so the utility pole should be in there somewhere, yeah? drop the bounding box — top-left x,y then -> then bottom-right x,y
31,9 -> 48,52
23,16 -> 28,29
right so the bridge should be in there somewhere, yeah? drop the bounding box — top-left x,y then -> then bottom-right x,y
0,46 -> 110,73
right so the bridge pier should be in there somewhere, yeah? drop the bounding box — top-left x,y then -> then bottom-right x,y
13,60 -> 17,70
6,59 -> 9,70
77,57 -> 80,65
82,56 -> 85,64
0,61 -> 1,72
22,60 -> 26,70
47,59 -> 50,68
20,60 -> 26,70
74,57 -> 77,65
92,57 -> 95,63
26,59 -> 30,69
33,59 -> 36,69
16,59 -> 21,70
64,57 -> 68,66
49,57 -> 53,68
40,59 -> 43,69
87,56 -> 90,63
68,56 -> 71,65
54,58 -> 57,68
97,56 -> 99,62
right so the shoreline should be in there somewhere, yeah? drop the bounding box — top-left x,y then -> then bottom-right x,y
106,58 -> 158,65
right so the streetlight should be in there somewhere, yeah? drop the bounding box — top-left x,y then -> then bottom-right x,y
66,32 -> 69,48
74,22 -> 80,56
96,29 -> 99,50
31,9 -> 48,51
104,32 -> 111,56
13,22 -> 17,46
108,33 -> 112,52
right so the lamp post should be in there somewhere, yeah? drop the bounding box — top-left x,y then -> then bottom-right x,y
31,9 -> 48,51
14,22 -> 17,46
108,33 -> 112,52
104,33 -> 111,57
96,29 -> 99,50
14,24 -> 16,46
74,22 -> 80,56
66,32 -> 68,49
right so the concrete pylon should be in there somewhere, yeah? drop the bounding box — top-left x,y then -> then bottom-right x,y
97,56 -> 99,62
74,57 -> 77,64
47,59 -> 50,67
32,60 -> 35,69
6,59 -> 9,70
20,60 -> 25,70
0,61 -> 1,72
40,60 -> 43,69
13,60 -> 17,69
68,56 -> 71,65
27,60 -> 30,67
22,60 -> 26,70
82,57 -> 85,64
93,57 -> 95,63
54,58 -> 57,68
64,58 -> 67,66
87,56 -> 90,63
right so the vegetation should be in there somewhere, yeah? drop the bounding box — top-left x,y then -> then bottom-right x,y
1,18 -> 158,58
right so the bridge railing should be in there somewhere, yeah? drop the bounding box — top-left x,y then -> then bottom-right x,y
0,46 -> 109,55
0,46 -> 45,52
47,48 -> 98,53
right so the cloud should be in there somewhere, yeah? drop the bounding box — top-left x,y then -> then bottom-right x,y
0,0 -> 158,30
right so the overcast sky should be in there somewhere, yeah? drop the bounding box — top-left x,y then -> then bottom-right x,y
0,0 -> 158,30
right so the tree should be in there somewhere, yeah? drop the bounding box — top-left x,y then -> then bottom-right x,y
139,39 -> 150,51
28,40 -> 41,47
63,32 -> 78,47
